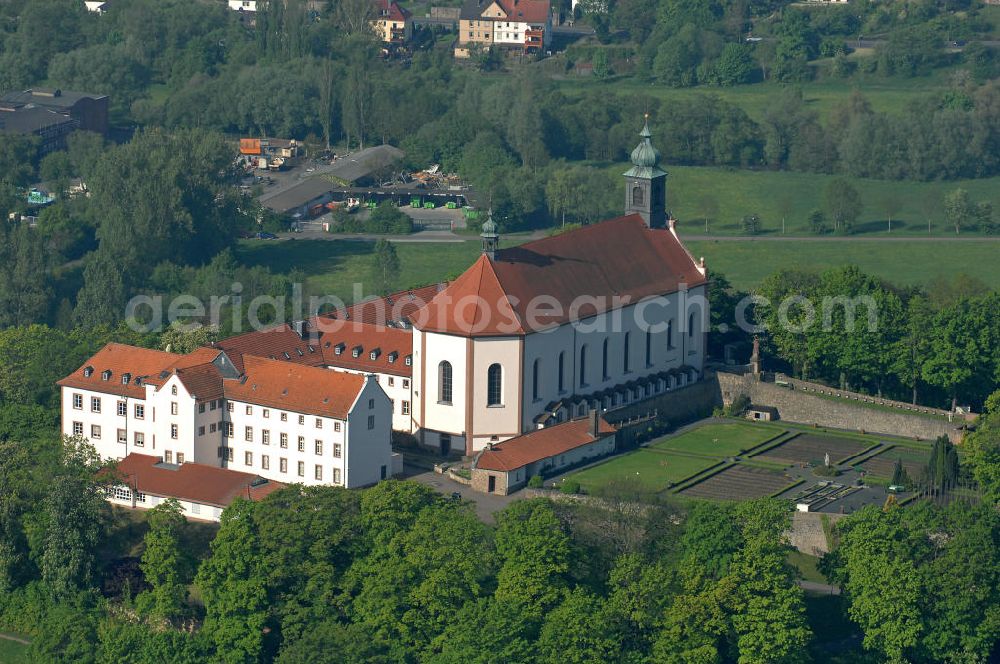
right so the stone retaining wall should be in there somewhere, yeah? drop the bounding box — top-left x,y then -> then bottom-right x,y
786,512 -> 844,555
717,372 -> 966,443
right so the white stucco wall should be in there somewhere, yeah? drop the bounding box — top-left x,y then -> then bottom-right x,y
344,377 -> 394,487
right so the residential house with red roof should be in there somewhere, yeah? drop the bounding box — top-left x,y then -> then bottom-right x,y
372,0 -> 413,45
456,0 -> 552,57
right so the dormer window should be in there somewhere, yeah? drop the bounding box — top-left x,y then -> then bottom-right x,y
352,345 -> 362,358
335,343 -> 345,355
282,351 -> 290,360
296,348 -> 303,356
405,355 -> 412,366
121,373 -> 131,385
101,370 -> 112,381
388,351 -> 398,363
370,348 -> 380,360
83,366 -> 93,377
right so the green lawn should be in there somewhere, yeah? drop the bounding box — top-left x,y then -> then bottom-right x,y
686,239 -> 1000,290
555,68 -> 959,121
650,422 -> 781,457
607,164 -> 1000,238
0,636 -> 29,663
569,448 -> 720,493
788,550 -> 827,585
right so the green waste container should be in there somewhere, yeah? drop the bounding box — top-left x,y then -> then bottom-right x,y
410,198 -> 421,207
423,201 -> 435,209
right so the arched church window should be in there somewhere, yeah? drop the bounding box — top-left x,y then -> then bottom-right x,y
602,338 -> 609,380
487,364 -> 502,406
558,352 -> 565,392
689,313 -> 696,337
632,185 -> 644,207
623,332 -> 631,373
532,358 -> 541,401
438,361 -> 453,404
579,345 -> 588,388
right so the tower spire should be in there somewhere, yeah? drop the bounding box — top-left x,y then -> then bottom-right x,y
623,115 -> 668,228
481,208 -> 499,260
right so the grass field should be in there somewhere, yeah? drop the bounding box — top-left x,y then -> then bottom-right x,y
650,422 -> 779,457
0,635 -> 29,663
685,239 -> 1000,290
568,448 -> 719,493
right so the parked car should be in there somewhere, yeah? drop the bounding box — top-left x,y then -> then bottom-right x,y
256,232 -> 278,240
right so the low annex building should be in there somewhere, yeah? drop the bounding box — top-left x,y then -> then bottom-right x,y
471,411 -> 616,495
58,342 -> 395,506
105,453 -> 285,522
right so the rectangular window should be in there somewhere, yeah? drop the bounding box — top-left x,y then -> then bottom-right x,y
117,428 -> 127,444
210,401 -> 217,411
210,423 -> 217,433
280,432 -> 288,448
298,415 -> 305,425
199,403 -> 206,413
246,405 -> 253,415
177,452 -> 184,464
227,447 -> 234,462
117,401 -> 127,416
164,450 -> 172,463
189,502 -> 199,515
91,396 -> 101,413
72,393 -> 82,409
262,429 -> 270,445
263,408 -> 270,419
228,402 -> 234,412
91,424 -> 101,439
171,402 -> 178,416
333,443 -> 342,459
245,451 -> 253,466
245,426 -> 253,442
314,465 -> 323,481
403,379 -> 410,388
368,415 -> 375,430
315,418 -> 323,429
135,404 -> 145,419
297,436 -> 305,452
297,461 -> 305,477
171,385 -> 177,396
262,454 -> 270,470
314,440 -> 323,455
334,421 -> 341,432
280,457 -> 287,473
280,412 -> 287,422
333,468 -> 342,484
198,426 -> 205,436
368,398 -> 374,409
402,400 -> 410,415
225,422 -> 234,438
134,432 -> 145,447
171,424 -> 178,439
388,377 -> 394,386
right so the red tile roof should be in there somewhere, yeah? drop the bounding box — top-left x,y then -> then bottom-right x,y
322,283 -> 445,326
495,0 -> 549,23
412,215 -> 707,337
57,343 -> 182,398
212,325 -> 325,374
110,454 -> 284,508
375,0 -> 412,21
474,416 -> 616,472
223,355 -> 365,419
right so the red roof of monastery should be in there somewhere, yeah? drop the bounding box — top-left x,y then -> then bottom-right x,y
474,416 -> 616,472
110,454 -> 285,508
223,355 -> 365,419
57,343 -> 182,399
412,214 -> 706,337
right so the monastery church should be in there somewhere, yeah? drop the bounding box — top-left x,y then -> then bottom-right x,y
59,121 -> 709,502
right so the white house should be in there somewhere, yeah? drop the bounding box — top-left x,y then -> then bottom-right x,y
58,343 -> 394,491
227,0 -> 257,11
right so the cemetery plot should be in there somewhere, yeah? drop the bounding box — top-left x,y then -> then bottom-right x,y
650,422 -> 781,457
570,449 -> 720,494
786,481 -> 862,512
753,434 -> 870,466
857,447 -> 929,480
680,465 -> 791,501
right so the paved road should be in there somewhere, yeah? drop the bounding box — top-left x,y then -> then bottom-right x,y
798,580 -> 841,595
402,464 -> 517,522
276,229 -> 468,243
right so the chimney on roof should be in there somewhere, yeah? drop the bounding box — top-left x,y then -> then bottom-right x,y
589,409 -> 599,437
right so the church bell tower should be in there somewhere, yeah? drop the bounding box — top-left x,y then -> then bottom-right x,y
481,209 -> 499,260
624,115 -> 667,229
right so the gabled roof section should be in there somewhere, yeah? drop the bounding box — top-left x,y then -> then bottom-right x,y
375,0 -> 411,21
222,356 -> 365,419
412,214 -> 707,337
474,416 -> 616,472
57,343 -> 181,398
108,454 -> 284,508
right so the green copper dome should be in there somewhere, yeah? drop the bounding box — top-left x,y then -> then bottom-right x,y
630,120 -> 660,168
623,117 -> 668,180
481,211 -> 498,238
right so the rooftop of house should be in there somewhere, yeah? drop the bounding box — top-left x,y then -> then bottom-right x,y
412,214 -> 707,337
375,0 -> 412,21
109,453 -> 285,508
60,343 -> 370,419
474,415 -> 616,472
460,0 -> 550,23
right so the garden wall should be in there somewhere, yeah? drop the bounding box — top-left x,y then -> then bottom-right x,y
717,371 -> 967,443
610,378 -> 722,435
